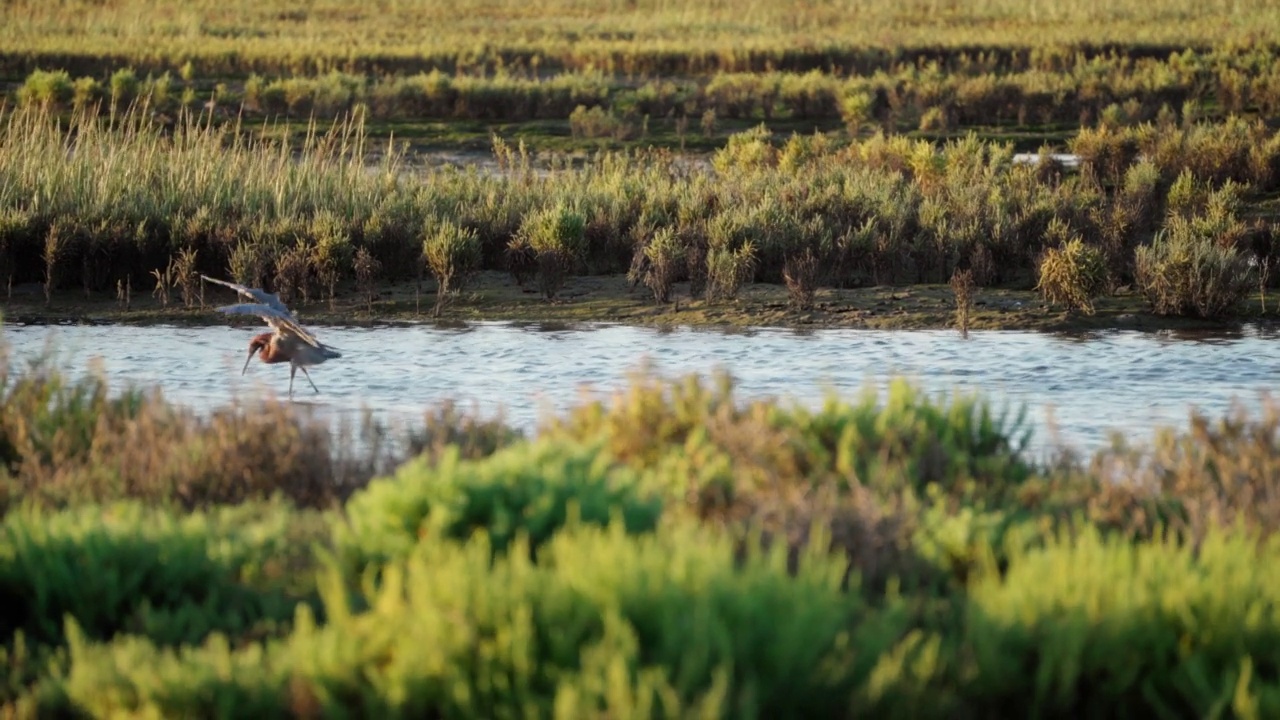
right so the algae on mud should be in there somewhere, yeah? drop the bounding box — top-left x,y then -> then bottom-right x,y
2,270 -> 1264,334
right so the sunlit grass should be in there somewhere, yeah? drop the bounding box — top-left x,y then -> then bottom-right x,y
15,48 -> 1280,132
1,0 -> 1278,78
1,102 -> 1277,320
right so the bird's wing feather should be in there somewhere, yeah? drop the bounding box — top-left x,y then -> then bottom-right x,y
201,275 -> 292,316
214,303 -> 322,348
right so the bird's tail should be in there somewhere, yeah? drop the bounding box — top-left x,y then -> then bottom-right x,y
322,344 -> 343,359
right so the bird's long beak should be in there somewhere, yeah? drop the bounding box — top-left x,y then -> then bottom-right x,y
242,346 -> 259,375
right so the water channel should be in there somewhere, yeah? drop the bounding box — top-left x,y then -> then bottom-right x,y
2,320 -> 1277,461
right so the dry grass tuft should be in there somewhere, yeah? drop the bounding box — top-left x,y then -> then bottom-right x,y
1085,396 -> 1280,543
1135,216 -> 1255,318
1035,235 -> 1109,315
783,246 -> 821,311
949,266 -> 975,336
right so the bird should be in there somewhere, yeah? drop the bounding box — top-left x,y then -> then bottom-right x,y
201,275 -> 343,398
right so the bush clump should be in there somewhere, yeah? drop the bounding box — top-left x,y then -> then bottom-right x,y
0,502 -> 314,649
422,216 -> 482,316
1036,235 -> 1109,314
508,202 -> 588,301
37,521 -> 863,719
1134,216 -> 1255,317
961,525 -> 1280,717
333,438 -> 664,571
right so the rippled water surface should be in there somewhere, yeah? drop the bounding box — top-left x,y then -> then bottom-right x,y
3,320 -> 1278,458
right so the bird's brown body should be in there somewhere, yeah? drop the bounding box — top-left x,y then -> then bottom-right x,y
249,332 -> 291,365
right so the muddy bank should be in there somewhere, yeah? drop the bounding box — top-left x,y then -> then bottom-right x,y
1,271 -> 1269,335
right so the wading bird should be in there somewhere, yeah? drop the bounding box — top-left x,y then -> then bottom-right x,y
201,275 -> 343,398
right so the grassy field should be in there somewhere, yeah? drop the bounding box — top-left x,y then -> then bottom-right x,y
5,329 -> 1280,716
5,0 -> 1279,162
10,46 -> 1280,136
2,0 -> 1279,79
2,0 -> 1278,335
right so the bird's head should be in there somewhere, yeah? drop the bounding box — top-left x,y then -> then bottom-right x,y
243,333 -> 271,375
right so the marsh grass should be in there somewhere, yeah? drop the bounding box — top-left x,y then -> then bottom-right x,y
511,202 -> 587,301
634,226 -> 685,305
1135,217 -> 1257,318
783,246 -> 821,311
10,0 -> 1280,84
15,44 -> 1280,141
40,223 -> 60,306
421,217 -> 482,317
2,102 -> 1279,321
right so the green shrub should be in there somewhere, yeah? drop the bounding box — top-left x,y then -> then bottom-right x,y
17,70 -> 74,110
0,348 -> 374,512
108,68 -> 140,108
568,104 -> 631,140
510,202 -> 588,300
712,123 -> 777,173
1086,397 -> 1280,542
333,439 -> 664,571
780,379 -> 1034,497
705,242 -> 757,302
37,520 -> 864,719
0,501 -> 315,649
422,216 -> 482,316
309,214 -> 353,309
635,225 -> 686,304
783,245 -> 821,310
544,371 -> 1032,502
1134,215 -> 1255,317
963,525 -> 1280,717
839,90 -> 875,134
1035,236 -> 1109,314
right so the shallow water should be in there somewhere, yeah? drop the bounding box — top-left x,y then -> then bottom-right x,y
2,320 -> 1277,460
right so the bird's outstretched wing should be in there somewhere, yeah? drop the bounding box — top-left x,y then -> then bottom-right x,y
214,303 -> 323,349
201,275 -> 293,317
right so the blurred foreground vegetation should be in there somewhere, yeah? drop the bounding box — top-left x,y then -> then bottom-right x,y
4,328 -> 1280,717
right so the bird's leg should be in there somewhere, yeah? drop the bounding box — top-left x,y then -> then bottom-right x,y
289,363 -> 297,399
299,366 -> 321,394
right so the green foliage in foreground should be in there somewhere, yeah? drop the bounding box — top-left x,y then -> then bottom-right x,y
0,502 -> 306,649
5,342 -> 1280,717
334,439 -> 664,572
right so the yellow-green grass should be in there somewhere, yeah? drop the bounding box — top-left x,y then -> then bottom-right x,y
6,329 -> 1280,716
11,45 -> 1280,136
2,102 -> 1279,330
2,0 -> 1279,79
